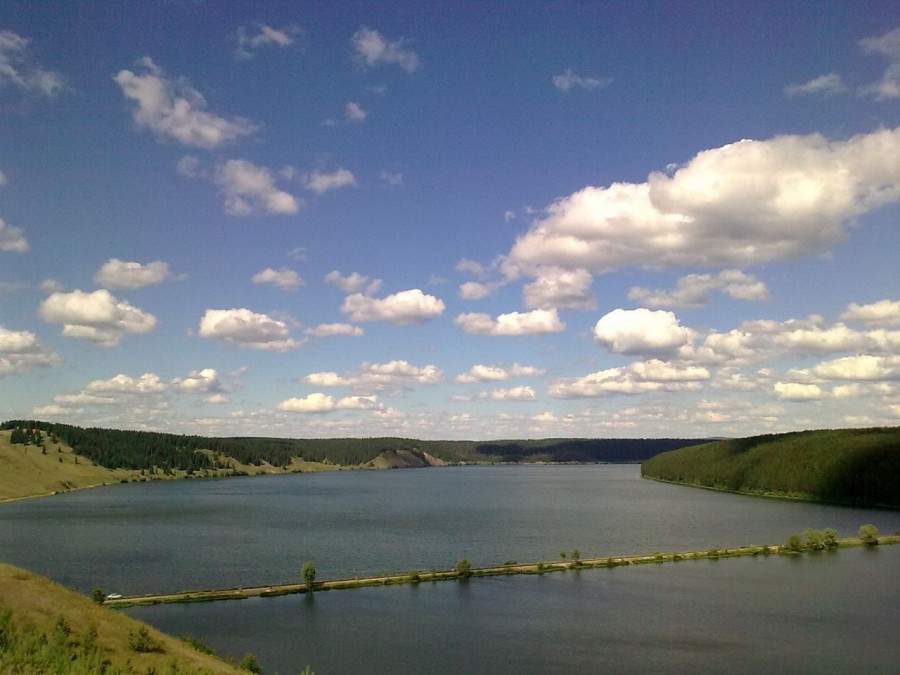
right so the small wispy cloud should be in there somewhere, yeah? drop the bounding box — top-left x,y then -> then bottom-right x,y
859,26 -> 900,100
351,26 -> 420,72
235,23 -> 303,60
552,69 -> 612,93
345,102 -> 367,122
303,168 -> 356,194
784,72 -> 846,97
0,30 -> 65,97
114,58 -> 256,149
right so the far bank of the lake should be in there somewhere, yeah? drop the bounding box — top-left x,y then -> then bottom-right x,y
640,427 -> 900,508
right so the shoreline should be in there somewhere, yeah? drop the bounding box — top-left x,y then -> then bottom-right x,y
105,535 -> 899,608
0,461 -> 359,505
0,480 -> 119,505
641,474 -> 900,511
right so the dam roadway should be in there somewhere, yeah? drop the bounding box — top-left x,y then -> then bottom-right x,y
102,535 -> 897,608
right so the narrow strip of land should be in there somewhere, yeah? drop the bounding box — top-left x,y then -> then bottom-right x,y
104,535 -> 898,608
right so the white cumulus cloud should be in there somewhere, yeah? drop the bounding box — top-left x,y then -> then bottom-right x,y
456,258 -> 487,278
215,159 -> 300,216
0,30 -> 64,96
523,267 -> 595,310
488,386 -> 536,402
459,281 -> 501,300
455,309 -> 565,336
593,308 -> 694,356
198,308 -> 300,351
773,382 -> 825,401
113,57 -> 256,148
839,299 -> 900,329
628,270 -> 769,308
86,372 -> 167,395
0,218 -> 29,252
324,270 -> 382,294
171,368 -> 221,393
810,354 -> 900,381
94,259 -> 172,289
47,372 -> 172,414
0,325 -> 60,377
278,393 -> 381,413
304,323 -> 364,338
456,363 -> 545,384
509,127 -> 900,274
685,316 -> 900,367
304,360 -> 443,395
859,26 -> 900,100
550,359 -> 710,398
252,267 -> 303,290
39,289 -> 156,346
341,289 -> 445,325
351,26 -> 420,72
304,168 -> 357,194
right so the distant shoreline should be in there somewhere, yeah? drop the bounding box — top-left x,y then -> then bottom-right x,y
641,475 -> 900,511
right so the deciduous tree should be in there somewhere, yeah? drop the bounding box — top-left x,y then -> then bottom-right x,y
859,524 -> 879,545
302,561 -> 317,589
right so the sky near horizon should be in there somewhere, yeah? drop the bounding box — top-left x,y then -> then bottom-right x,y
1,1 -> 898,440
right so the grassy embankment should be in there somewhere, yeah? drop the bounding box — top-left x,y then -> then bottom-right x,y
641,427 -> 900,508
0,430 -> 337,503
105,533 -> 899,608
0,430 -> 136,502
0,563 -> 247,674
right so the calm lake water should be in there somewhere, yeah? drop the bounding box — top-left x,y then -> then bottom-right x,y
2,465 -> 899,673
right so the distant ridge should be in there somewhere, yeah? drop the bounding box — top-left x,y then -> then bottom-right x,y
641,427 -> 900,508
1,420 -> 707,471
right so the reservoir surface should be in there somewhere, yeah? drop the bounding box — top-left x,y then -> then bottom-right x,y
2,464 -> 899,672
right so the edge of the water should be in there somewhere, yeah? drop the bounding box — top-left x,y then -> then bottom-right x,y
641,474 -> 900,510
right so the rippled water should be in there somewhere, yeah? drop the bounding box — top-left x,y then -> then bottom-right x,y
2,465 -> 899,672
128,546 -> 900,674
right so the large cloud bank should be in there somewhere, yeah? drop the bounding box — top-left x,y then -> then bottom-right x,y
509,127 -> 900,274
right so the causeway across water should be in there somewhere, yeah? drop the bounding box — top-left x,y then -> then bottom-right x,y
102,536 -> 896,608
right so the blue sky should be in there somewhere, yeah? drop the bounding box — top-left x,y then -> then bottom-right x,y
1,1 -> 898,440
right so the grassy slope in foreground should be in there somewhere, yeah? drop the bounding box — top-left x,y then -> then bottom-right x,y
641,427 -> 900,508
0,563 -> 242,674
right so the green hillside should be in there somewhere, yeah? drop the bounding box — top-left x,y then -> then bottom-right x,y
641,427 -> 900,508
0,563 -> 246,674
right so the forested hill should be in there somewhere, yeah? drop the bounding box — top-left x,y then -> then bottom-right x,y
0,420 -> 707,472
641,427 -> 900,508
